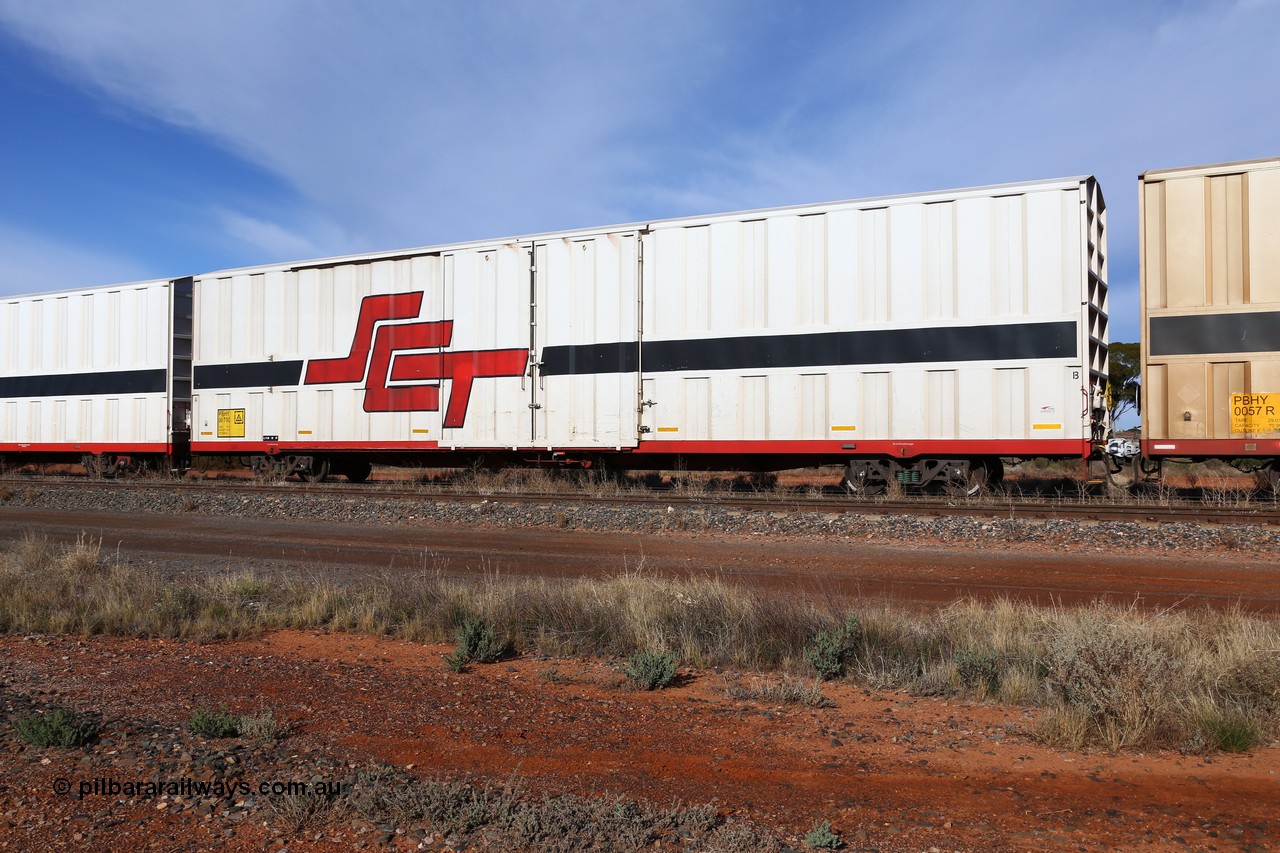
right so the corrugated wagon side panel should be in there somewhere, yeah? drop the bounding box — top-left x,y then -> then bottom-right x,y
1141,157 -> 1280,452
0,280 -> 174,453
638,179 -> 1098,451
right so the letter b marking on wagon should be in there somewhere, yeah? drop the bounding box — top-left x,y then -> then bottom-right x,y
302,293 -> 527,427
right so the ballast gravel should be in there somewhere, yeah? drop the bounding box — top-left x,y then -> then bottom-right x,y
0,480 -> 1269,556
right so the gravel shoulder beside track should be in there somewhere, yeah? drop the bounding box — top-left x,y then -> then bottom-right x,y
1,481 -> 1277,611
1,480 -> 1274,553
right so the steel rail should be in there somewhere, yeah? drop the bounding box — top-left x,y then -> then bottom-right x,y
4,474 -> 1276,526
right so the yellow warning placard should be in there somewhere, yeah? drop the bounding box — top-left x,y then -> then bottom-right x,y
217,408 -> 246,438
1230,393 -> 1280,434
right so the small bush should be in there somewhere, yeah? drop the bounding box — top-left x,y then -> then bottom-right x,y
1044,616 -> 1177,750
269,792 -> 336,832
954,648 -> 1001,696
1035,704 -> 1090,751
804,818 -> 843,849
189,704 -> 241,738
623,650 -> 677,690
240,707 -> 284,743
12,708 -> 97,748
445,615 -> 508,671
805,615 -> 861,681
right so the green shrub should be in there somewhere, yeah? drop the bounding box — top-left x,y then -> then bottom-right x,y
444,615 -> 508,671
623,650 -> 677,690
804,818 -> 842,849
1191,705 -> 1262,753
954,648 -> 1001,695
12,708 -> 97,748
804,615 -> 861,681
189,704 -> 241,738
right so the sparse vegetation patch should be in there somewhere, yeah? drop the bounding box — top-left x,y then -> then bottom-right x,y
723,676 -> 834,708
2,536 -> 1279,752
12,707 -> 97,748
189,704 -> 242,739
341,763 -> 734,851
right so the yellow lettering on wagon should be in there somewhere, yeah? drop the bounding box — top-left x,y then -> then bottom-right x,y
217,408 -> 246,438
1230,393 -> 1280,434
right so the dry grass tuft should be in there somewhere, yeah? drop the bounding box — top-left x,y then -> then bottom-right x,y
722,675 -> 834,708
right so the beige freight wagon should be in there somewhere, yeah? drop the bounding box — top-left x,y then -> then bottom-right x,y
1139,156 -> 1280,484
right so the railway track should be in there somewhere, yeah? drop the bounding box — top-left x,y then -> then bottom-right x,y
5,473 -> 1276,527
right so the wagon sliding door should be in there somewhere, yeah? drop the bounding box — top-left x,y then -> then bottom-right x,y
440,245 -> 530,449
532,233 -> 641,449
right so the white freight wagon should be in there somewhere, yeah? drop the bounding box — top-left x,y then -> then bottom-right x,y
191,176 -> 1108,491
0,277 -> 192,473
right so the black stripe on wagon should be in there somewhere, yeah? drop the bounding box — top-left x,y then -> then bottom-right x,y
540,342 -> 639,376
193,361 -> 304,390
0,368 -> 167,399
1149,311 -> 1280,357
540,321 -> 1077,376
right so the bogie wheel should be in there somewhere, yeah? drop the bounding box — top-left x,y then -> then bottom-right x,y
342,460 -> 372,484
119,457 -> 151,479
251,455 -> 287,482
81,454 -> 118,479
842,463 -> 887,497
81,454 -> 104,479
298,457 -> 331,483
942,459 -> 989,498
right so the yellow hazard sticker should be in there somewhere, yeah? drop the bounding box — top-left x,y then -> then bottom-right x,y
1231,394 -> 1280,433
217,408 -> 246,438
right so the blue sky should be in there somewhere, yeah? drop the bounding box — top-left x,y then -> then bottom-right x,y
1,0 -> 1277,341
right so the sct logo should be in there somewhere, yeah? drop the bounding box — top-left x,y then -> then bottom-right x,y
303,292 -> 528,426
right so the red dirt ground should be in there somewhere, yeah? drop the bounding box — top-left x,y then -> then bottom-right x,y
1,630 -> 1276,852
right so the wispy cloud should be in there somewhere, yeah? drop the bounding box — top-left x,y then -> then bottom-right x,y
0,223 -> 153,294
0,1 -> 735,252
214,210 -> 323,264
